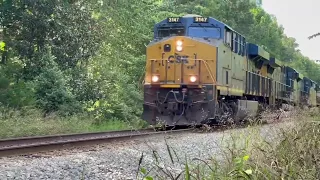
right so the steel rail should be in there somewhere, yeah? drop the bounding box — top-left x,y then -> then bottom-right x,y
0,128 -> 157,147
0,128 -> 193,157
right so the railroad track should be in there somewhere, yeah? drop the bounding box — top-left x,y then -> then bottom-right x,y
0,112 -> 284,158
0,128 -> 194,157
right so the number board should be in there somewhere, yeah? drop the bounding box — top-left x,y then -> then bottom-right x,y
194,17 -> 209,23
167,17 -> 181,23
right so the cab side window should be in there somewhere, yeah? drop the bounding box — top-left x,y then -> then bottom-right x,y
225,28 -> 246,56
236,34 -> 246,56
239,35 -> 242,55
224,28 -> 232,47
241,36 -> 246,56
232,32 -> 237,53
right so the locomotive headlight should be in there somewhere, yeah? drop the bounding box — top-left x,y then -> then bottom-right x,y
189,75 -> 197,83
176,40 -> 183,52
152,75 -> 159,83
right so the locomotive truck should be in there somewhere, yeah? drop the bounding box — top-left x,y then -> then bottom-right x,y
142,14 -> 320,127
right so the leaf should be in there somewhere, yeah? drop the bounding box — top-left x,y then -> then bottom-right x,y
94,100 -> 100,107
234,157 -> 242,164
244,169 -> 253,175
143,176 -> 153,180
0,41 -> 5,51
243,155 -> 250,161
185,155 -> 190,180
165,139 -> 174,164
136,152 -> 144,179
92,11 -> 101,20
87,107 -> 95,112
26,9 -> 33,15
140,167 -> 147,174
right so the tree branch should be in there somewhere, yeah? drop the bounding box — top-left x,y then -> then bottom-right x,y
308,32 -> 320,40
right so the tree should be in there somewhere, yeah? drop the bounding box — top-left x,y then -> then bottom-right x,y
1,0 -> 103,74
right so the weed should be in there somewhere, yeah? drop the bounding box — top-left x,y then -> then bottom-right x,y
137,109 -> 319,180
0,108 -> 143,139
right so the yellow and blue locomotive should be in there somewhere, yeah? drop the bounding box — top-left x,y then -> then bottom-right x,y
142,14 -> 319,127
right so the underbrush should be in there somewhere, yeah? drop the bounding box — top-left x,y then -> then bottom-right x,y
137,109 -> 320,180
0,107 -> 145,139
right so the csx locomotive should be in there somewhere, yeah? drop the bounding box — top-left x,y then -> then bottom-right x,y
142,14 -> 320,126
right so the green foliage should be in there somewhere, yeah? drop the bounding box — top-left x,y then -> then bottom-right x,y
0,41 -> 4,51
65,0 -> 156,122
32,47 -> 81,115
0,81 -> 35,108
0,107 -> 142,139
0,56 -> 35,108
1,0 -> 103,69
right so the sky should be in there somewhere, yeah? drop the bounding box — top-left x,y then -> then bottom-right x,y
262,0 -> 320,60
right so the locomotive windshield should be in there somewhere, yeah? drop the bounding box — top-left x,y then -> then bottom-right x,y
188,26 -> 221,39
157,27 -> 185,38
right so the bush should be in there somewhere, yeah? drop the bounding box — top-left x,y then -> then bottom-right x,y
0,79 -> 36,108
32,47 -> 81,115
0,57 -> 36,108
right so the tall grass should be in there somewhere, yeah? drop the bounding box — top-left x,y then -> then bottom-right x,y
0,107 -> 144,139
137,108 -> 320,180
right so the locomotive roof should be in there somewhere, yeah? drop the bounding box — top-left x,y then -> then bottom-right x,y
182,14 -> 202,17
155,15 -> 244,37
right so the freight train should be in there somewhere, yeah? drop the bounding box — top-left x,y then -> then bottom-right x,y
141,14 -> 320,127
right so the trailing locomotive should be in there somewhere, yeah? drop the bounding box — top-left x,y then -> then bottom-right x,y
141,14 -> 320,127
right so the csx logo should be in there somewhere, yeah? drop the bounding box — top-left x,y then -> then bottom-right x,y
167,55 -> 189,63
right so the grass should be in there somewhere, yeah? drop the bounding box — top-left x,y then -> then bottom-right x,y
137,108 -> 320,180
0,108 -> 145,139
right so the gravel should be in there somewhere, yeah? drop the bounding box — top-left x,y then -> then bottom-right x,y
0,119 -> 296,180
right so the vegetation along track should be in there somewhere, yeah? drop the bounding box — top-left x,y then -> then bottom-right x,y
0,116 -> 278,158
0,128 -> 193,157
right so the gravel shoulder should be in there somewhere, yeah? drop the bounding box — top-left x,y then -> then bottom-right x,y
0,119 -> 296,180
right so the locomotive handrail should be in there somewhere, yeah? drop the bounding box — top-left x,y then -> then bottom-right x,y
195,59 -> 217,84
